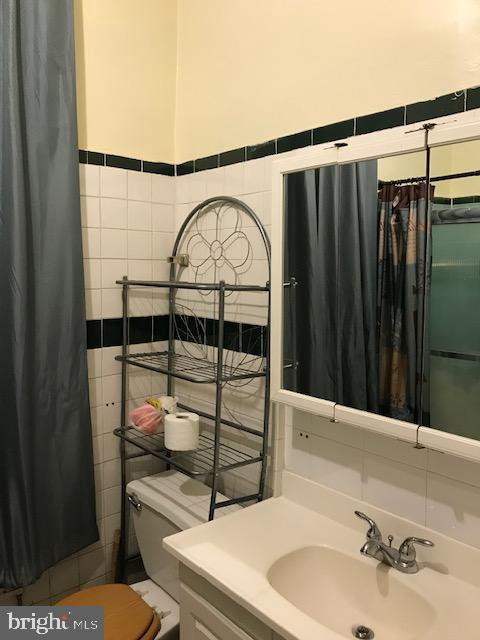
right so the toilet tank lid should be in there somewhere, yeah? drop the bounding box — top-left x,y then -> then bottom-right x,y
127,470 -> 241,530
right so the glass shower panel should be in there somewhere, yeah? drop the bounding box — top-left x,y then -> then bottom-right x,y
429,222 -> 480,438
430,224 -> 480,353
430,357 -> 480,439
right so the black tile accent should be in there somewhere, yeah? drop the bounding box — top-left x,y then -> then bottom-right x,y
277,130 -> 312,154
466,87 -> 480,111
204,317 -> 218,348
194,155 -> 219,172
406,92 -> 465,125
356,108 -> 405,135
129,316 -> 153,344
86,320 -> 102,349
143,161 -> 175,176
247,140 -> 276,160
313,119 -> 354,145
88,151 -> 105,166
88,313 -> 265,355
79,149 -> 88,164
222,321 -> 240,352
173,315 -> 187,342
174,314 -> 206,344
432,196 -> 452,205
176,161 -> 194,176
153,315 -> 169,341
452,195 -> 480,204
219,147 -> 246,167
173,316 -> 263,356
106,154 -> 142,171
240,324 -> 264,357
102,318 -> 124,348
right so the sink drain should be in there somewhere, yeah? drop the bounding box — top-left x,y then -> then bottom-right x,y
352,625 -> 374,639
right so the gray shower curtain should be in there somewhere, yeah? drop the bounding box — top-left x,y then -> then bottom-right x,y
0,0 -> 98,589
284,161 -> 378,411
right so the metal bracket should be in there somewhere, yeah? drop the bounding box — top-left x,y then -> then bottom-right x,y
167,254 -> 189,266
127,494 -> 142,511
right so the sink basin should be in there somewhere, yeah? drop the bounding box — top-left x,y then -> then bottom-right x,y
267,546 -> 436,639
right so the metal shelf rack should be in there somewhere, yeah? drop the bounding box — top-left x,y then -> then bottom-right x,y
114,196 -> 271,582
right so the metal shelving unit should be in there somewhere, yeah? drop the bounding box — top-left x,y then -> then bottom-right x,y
114,196 -> 271,582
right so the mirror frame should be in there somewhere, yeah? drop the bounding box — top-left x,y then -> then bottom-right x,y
271,111 -> 480,462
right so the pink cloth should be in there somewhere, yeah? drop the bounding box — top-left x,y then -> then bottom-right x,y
130,403 -> 164,434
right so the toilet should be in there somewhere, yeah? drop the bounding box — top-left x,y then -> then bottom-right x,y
57,470 -> 240,640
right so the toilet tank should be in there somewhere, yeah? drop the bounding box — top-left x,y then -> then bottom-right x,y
127,470 -> 240,602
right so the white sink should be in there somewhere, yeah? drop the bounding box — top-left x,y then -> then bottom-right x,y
267,546 -> 436,639
164,473 -> 480,640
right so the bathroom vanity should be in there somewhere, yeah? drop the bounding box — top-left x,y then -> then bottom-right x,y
164,471 -> 480,640
178,567 -> 284,640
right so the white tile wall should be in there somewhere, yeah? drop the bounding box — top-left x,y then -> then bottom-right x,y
80,196 -> 100,228
128,170 -> 151,202
77,163 -> 176,595
100,167 -> 127,199
101,198 -> 127,229
79,164 -> 100,197
284,407 -> 480,550
80,164 -> 176,326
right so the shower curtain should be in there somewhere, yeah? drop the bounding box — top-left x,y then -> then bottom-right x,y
0,0 -> 98,588
377,184 -> 430,423
284,161 -> 378,411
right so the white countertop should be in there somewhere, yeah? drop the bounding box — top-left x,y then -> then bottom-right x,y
163,472 -> 480,640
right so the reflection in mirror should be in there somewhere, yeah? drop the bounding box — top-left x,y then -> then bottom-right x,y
283,150 -> 427,424
426,139 -> 480,439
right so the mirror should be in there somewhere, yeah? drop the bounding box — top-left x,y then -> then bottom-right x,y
425,139 -> 480,439
282,149 -> 428,424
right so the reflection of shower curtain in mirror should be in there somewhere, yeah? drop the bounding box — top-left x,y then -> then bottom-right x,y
284,161 -> 378,410
377,184 -> 430,423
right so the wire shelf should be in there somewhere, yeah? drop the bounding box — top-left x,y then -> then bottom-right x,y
115,351 -> 266,383
115,278 -> 269,292
114,427 -> 263,478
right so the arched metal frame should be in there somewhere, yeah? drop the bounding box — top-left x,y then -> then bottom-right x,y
115,197 -> 271,581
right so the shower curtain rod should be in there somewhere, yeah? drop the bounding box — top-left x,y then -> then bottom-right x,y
378,168 -> 480,187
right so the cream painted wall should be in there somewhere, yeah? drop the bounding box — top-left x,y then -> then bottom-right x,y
74,0 -> 177,163
377,142 -> 480,198
175,0 -> 480,162
432,139 -> 480,197
74,1 -> 480,164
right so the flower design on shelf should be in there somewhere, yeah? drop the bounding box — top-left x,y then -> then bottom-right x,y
184,200 -> 253,296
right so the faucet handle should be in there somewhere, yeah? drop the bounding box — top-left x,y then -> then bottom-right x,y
399,536 -> 434,560
354,511 -> 382,541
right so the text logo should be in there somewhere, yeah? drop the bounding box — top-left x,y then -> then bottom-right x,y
0,607 -> 103,639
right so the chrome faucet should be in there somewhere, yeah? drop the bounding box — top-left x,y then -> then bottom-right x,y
355,511 -> 434,574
